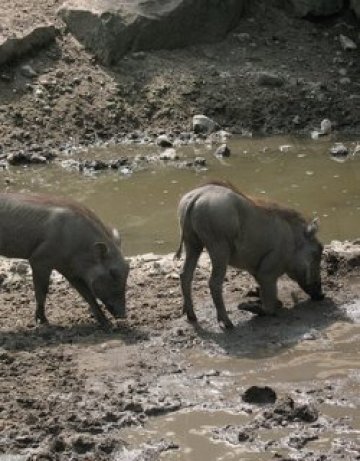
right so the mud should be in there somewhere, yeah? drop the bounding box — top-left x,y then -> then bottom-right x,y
0,242 -> 359,460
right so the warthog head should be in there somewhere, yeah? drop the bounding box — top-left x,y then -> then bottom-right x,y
288,218 -> 324,301
90,241 -> 129,319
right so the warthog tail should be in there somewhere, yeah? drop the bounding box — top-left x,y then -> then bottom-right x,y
174,192 -> 199,260
175,238 -> 183,259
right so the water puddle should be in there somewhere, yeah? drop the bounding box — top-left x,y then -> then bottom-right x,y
1,136 -> 359,255
121,299 -> 360,460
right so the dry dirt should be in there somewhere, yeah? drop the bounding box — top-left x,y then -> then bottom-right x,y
0,0 -> 359,158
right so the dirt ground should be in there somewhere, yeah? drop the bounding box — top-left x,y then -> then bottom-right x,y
0,2 -> 360,460
0,243 -> 359,460
0,0 -> 359,159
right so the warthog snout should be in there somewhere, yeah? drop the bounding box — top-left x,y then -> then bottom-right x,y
305,283 -> 324,301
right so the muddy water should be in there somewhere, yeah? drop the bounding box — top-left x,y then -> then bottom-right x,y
122,300 -> 360,460
1,136 -> 359,255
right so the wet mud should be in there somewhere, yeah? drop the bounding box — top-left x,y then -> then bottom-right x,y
0,242 -> 359,460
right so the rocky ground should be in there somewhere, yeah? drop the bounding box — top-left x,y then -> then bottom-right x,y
0,0 -> 359,165
0,242 -> 359,460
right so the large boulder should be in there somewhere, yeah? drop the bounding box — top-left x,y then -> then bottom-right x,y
58,0 -> 247,65
351,0 -> 360,18
285,0 -> 344,17
0,25 -> 57,65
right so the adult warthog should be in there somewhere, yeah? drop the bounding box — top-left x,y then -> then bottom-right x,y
0,193 -> 129,328
176,182 -> 324,329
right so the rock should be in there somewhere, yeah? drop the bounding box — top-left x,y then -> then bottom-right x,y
242,386 -> 277,404
257,72 -> 284,87
294,403 -> 319,422
339,77 -> 351,85
71,436 -> 95,454
7,151 -> 33,165
83,159 -> 109,171
194,156 -> 207,167
339,34 -> 357,51
320,118 -> 332,135
0,25 -> 57,65
109,157 -> 129,169
29,154 -> 47,164
286,0 -> 344,17
329,143 -> 349,157
156,134 -> 173,148
215,144 -> 231,157
20,65 -> 38,78
59,0 -> 247,65
193,115 -> 218,134
159,148 -> 178,161
273,395 -> 295,416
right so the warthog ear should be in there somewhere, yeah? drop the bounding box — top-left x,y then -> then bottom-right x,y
305,217 -> 319,237
94,242 -> 109,260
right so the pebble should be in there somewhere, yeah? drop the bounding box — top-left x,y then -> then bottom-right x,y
214,144 -> 231,157
339,34 -> 357,51
329,143 -> 349,157
20,65 -> 37,78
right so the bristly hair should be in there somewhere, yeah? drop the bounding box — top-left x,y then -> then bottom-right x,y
0,192 -> 115,240
197,180 -> 309,226
198,179 -> 250,200
252,197 -> 309,226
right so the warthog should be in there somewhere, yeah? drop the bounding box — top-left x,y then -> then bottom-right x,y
0,193 -> 129,328
176,182 -> 324,329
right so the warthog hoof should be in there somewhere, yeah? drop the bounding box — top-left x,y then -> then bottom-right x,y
219,319 -> 234,330
186,312 -> 198,323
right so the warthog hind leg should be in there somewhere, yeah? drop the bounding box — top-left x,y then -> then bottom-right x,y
208,243 -> 234,329
180,242 -> 202,323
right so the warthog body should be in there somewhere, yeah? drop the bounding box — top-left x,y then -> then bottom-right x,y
0,193 -> 129,328
176,182 -> 324,328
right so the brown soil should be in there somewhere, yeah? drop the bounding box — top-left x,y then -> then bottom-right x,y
0,2 -> 360,460
0,1 -> 359,157
0,244 -> 359,460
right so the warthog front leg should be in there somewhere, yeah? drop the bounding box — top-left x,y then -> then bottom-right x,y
180,243 -> 202,323
208,244 -> 234,329
255,250 -> 283,315
256,276 -> 283,314
67,276 -> 111,329
30,263 -> 51,324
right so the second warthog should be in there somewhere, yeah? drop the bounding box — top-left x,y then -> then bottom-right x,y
176,182 -> 324,329
0,193 -> 129,328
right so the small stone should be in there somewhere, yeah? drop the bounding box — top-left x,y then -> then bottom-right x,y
329,143 -> 349,157
7,151 -> 32,165
194,156 -> 206,167
30,154 -> 47,164
20,65 -> 37,78
320,118 -> 332,134
192,114 -> 218,134
214,144 -> 231,157
159,148 -> 178,161
339,77 -> 351,85
156,135 -> 173,148
257,72 -> 284,87
339,34 -> 357,51
234,32 -> 251,42
242,386 -> 277,404
294,403 -> 318,422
